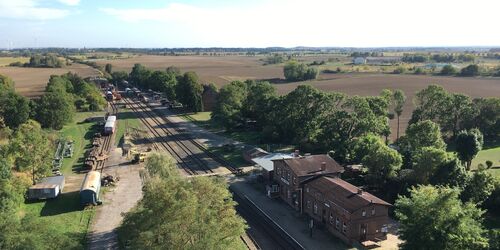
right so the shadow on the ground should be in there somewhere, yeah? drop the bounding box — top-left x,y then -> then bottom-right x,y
38,191 -> 83,216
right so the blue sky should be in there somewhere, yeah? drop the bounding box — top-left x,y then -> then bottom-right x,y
1,0 -> 499,48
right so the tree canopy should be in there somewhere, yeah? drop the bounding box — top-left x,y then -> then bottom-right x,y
455,129 -> 484,169
283,61 -> 318,81
118,153 -> 247,249
395,185 -> 489,250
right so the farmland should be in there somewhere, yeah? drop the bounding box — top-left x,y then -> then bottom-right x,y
98,55 -> 500,139
0,63 -> 101,97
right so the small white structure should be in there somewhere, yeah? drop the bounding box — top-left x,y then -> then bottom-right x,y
251,153 -> 293,180
28,176 -> 65,200
353,57 -> 367,65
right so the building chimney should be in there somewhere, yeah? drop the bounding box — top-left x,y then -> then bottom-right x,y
357,189 -> 363,195
321,162 -> 326,171
294,150 -> 300,157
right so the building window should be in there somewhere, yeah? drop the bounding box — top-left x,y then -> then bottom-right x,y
371,207 -> 375,216
306,187 -> 309,193
342,223 -> 347,234
335,218 -> 340,229
313,202 -> 318,214
307,200 -> 311,209
287,172 -> 290,181
329,213 -> 334,224
362,210 -> 366,217
293,176 -> 297,185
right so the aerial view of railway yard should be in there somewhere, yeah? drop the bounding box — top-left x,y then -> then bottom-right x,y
0,0 -> 499,250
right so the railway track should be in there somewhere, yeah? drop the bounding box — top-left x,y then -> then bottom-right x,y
94,101 -> 117,173
123,97 -> 216,175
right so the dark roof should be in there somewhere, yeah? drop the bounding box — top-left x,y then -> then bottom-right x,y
308,176 -> 391,212
244,147 -> 268,158
274,154 -> 344,177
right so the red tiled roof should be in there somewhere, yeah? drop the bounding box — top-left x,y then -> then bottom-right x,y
274,154 -> 344,177
308,176 -> 391,212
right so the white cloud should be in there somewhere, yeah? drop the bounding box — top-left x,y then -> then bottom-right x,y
102,0 -> 500,47
58,0 -> 80,6
0,0 -> 69,20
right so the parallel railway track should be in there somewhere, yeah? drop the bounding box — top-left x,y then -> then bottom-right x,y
123,97 -> 217,175
94,101 -> 117,173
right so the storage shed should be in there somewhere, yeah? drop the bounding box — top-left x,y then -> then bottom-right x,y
28,176 -> 65,200
80,171 -> 101,206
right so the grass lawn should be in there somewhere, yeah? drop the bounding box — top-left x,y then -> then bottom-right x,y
208,145 -> 248,168
20,111 -> 104,248
115,106 -> 142,145
178,111 -> 212,127
59,111 -> 105,175
471,141 -> 500,180
0,56 -> 30,66
21,192 -> 94,248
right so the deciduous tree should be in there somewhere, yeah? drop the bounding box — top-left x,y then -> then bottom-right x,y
455,129 -> 483,170
395,185 -> 489,250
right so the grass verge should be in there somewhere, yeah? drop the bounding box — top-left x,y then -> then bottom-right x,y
115,106 -> 143,145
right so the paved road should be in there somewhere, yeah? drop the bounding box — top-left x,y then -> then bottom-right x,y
87,148 -> 143,250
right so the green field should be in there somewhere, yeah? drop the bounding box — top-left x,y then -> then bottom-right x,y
114,106 -> 143,145
0,56 -> 30,66
59,111 -> 104,174
472,145 -> 500,179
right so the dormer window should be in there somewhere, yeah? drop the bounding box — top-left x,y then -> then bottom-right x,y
371,207 -> 375,216
362,210 -> 366,217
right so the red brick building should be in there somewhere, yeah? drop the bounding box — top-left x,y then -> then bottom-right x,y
272,154 -> 344,212
303,176 -> 391,245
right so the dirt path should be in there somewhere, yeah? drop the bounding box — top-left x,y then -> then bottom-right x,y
87,147 -> 143,250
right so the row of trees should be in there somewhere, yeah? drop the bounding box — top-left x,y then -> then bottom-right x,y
410,85 -> 499,139
0,73 -> 106,130
128,64 -> 204,112
402,53 -> 475,63
118,153 -> 246,249
10,54 -> 64,68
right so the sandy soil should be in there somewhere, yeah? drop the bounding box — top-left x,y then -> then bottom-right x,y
87,147 -> 143,250
0,63 -> 100,97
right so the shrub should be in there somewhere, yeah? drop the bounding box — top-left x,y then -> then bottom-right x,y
486,160 -> 493,169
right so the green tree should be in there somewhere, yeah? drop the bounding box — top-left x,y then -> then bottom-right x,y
443,94 -> 474,137
460,64 -> 481,76
105,63 -> 113,74
0,91 -> 30,129
35,90 -> 75,130
242,81 -> 276,126
10,120 -> 53,184
212,81 -> 247,129
283,61 -> 318,81
430,157 -> 469,188
440,64 -> 457,75
461,168 -> 497,204
176,72 -> 203,112
398,120 -> 446,152
455,129 -> 484,170
361,138 -> 402,189
148,70 -> 177,100
412,147 -> 449,184
471,97 -> 500,139
45,75 -> 74,93
129,63 -> 152,88
111,71 -> 129,86
393,89 -> 406,139
395,185 -> 489,250
118,153 -> 246,249
0,74 -> 15,92
412,85 -> 450,123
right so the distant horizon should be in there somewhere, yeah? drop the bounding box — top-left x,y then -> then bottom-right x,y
2,45 -> 500,50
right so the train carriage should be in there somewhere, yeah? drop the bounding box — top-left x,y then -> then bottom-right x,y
80,171 -> 101,206
103,116 -> 116,135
